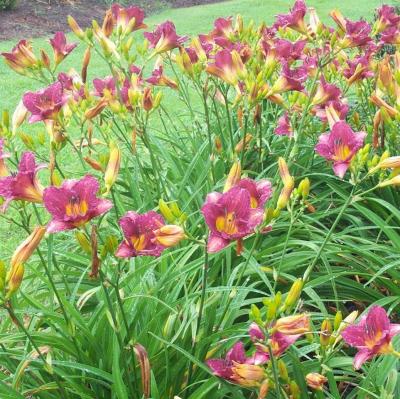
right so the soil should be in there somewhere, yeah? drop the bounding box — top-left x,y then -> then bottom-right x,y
0,0 -> 224,42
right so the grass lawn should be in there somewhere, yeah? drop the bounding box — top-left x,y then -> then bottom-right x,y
0,0 -> 395,256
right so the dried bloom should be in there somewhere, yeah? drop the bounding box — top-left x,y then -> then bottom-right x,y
0,152 -> 44,210
306,373 -> 328,391
315,121 -> 366,178
43,175 -> 112,233
342,306 -> 400,369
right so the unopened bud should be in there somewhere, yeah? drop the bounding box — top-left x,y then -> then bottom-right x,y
154,225 -> 185,248
306,373 -> 328,391
104,141 -> 121,194
283,278 -> 303,310
223,161 -> 241,192
320,319 -> 332,347
159,199 -> 175,223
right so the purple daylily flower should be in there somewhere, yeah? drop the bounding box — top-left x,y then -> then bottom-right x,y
111,4 -> 147,33
49,31 -> 77,65
116,211 -> 168,258
315,121 -> 366,178
342,306 -> 400,369
22,82 -> 67,123
201,186 -> 264,253
274,112 -> 293,137
43,175 -> 112,233
144,21 -> 188,54
274,0 -> 307,34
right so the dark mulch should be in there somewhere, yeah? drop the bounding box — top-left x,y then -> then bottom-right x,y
0,0 -> 223,41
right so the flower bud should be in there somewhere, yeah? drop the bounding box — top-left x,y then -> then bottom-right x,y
89,225 -> 100,279
258,379 -> 269,399
215,136 -> 222,153
235,133 -> 252,153
75,230 -> 91,253
283,278 -> 303,310
333,311 -> 342,330
273,314 -> 310,335
306,373 -> 327,391
81,47 -> 91,83
133,344 -> 151,399
85,100 -> 107,120
277,360 -> 289,382
298,178 -> 310,199
68,15 -> 85,39
154,225 -> 185,248
223,161 -> 241,192
232,363 -> 265,386
5,263 -> 24,299
12,100 -> 28,135
84,156 -> 104,172
11,226 -> 46,268
290,381 -> 301,399
0,260 -> 6,292
159,199 -> 175,223
104,141 -> 121,194
142,87 -> 153,111
320,319 -> 332,347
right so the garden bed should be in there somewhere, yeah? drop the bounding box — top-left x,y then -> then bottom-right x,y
0,0 -> 224,41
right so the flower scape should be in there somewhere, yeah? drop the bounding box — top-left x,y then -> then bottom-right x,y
1,1 -> 400,398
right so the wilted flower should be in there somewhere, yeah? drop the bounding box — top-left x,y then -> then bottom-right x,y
43,175 -> 112,233
306,373 -> 328,391
49,31 -> 77,65
111,4 -> 146,34
249,323 -> 304,359
146,66 -> 178,89
341,306 -> 400,369
315,121 -> 366,178
116,211 -> 180,257
274,112 -> 293,137
0,152 -> 44,210
201,187 -> 264,253
274,0 -> 307,34
1,40 -> 38,74
205,49 -> 246,87
144,21 -> 188,54
23,82 -> 67,123
207,342 -> 267,387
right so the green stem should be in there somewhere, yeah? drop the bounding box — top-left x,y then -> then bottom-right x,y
302,187 -> 355,283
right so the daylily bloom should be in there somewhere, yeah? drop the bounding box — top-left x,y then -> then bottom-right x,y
207,342 -> 267,387
274,0 -> 307,34
49,31 -> 77,65
269,62 -> 307,95
312,76 -> 341,106
201,187 -> 264,253
315,121 -> 366,178
205,49 -> 246,87
380,26 -> 400,45
306,373 -> 328,391
210,17 -> 234,40
0,152 -> 44,210
111,4 -> 146,34
144,21 -> 188,54
343,54 -> 374,83
116,211 -> 181,257
0,138 -> 10,177
23,82 -> 67,123
341,306 -> 400,369
235,178 -> 272,209
341,20 -> 372,48
314,99 -> 349,124
93,76 -> 116,98
274,39 -> 307,63
146,66 -> 178,89
43,175 -> 112,233
1,40 -> 38,74
375,5 -> 400,34
275,112 -> 293,137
